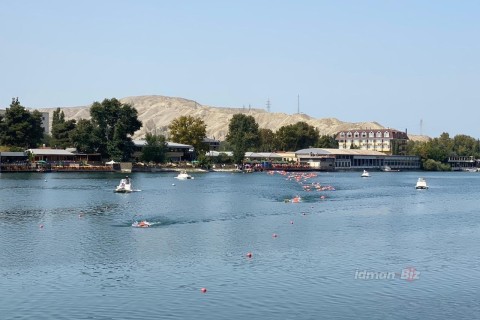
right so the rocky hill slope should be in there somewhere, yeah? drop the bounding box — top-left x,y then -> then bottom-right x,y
39,95 -> 425,141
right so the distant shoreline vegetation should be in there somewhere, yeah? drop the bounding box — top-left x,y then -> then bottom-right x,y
1,97 -> 479,171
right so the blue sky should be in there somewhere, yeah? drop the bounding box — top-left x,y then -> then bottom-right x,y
1,1 -> 479,138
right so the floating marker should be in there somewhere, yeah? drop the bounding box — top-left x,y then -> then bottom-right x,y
290,220 -> 294,224
201,288 -> 207,293
39,224 -> 44,229
272,233 -> 278,238
246,252 -> 253,258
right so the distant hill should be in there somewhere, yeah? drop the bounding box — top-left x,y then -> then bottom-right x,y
38,95 -> 425,141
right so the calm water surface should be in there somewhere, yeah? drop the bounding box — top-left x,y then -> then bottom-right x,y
1,171 -> 479,319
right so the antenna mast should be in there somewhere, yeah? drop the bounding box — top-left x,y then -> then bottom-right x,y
266,98 -> 271,112
297,94 -> 300,114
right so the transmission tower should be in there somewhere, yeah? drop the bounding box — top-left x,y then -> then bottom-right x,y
266,98 -> 271,112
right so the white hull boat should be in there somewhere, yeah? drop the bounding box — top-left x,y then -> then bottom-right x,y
361,170 -> 370,177
115,178 -> 133,193
415,177 -> 428,189
175,171 -> 194,180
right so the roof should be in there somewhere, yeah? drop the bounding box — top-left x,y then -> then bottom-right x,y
26,149 -> 75,156
205,151 -> 233,157
0,152 -> 27,157
203,137 -> 220,143
133,139 -> 193,149
244,152 -> 283,159
295,148 -> 386,156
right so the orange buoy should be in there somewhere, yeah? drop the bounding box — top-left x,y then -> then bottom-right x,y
201,288 -> 207,293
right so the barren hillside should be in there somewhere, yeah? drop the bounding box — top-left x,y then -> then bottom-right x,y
38,95 -> 421,141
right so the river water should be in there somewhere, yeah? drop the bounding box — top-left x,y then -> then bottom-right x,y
1,171 -> 479,319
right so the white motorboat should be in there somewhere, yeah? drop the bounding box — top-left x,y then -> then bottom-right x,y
175,170 -> 194,180
381,166 -> 400,172
115,177 -> 133,193
361,170 -> 370,177
415,177 -> 428,189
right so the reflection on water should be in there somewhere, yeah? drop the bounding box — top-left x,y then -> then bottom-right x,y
1,171 -> 480,319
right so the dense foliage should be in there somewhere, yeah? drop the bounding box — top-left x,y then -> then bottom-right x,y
406,132 -> 480,170
226,114 -> 260,164
51,108 -> 76,149
275,121 -> 319,151
257,128 -> 277,152
316,134 -> 339,148
168,116 -> 207,158
89,98 -> 142,161
140,133 -> 167,163
0,98 -> 44,148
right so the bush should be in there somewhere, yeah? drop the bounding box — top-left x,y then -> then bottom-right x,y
423,159 -> 451,171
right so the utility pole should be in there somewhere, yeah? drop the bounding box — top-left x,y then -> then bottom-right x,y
266,98 -> 271,112
297,94 -> 300,114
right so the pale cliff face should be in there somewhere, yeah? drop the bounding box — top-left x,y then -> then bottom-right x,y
37,95 -> 401,141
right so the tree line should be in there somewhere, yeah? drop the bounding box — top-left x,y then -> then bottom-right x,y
2,97 -> 478,169
0,98 -> 338,164
406,132 -> 480,171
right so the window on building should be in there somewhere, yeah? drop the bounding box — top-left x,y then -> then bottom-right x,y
347,132 -> 352,138
384,131 -> 390,138
376,131 -> 382,138
340,132 -> 345,138
354,131 -> 359,138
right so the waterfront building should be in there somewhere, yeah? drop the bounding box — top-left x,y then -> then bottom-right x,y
203,137 -> 220,151
448,156 -> 477,170
133,140 -> 195,162
335,129 -> 409,155
295,148 -> 420,171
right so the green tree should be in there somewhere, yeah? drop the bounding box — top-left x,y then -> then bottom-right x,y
276,122 -> 319,151
423,159 -> 450,171
0,98 -> 43,148
168,116 -> 207,158
316,134 -> 339,148
51,108 -> 76,148
141,133 -> 168,163
257,128 -> 278,152
452,134 -> 478,157
226,114 -> 260,164
70,119 -> 101,153
427,132 -> 453,162
90,98 -> 142,161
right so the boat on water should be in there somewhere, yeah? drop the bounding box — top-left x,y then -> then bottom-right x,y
415,177 -> 428,189
361,170 -> 370,177
381,166 -> 400,172
175,170 -> 194,180
115,177 -> 133,193
132,220 -> 151,228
